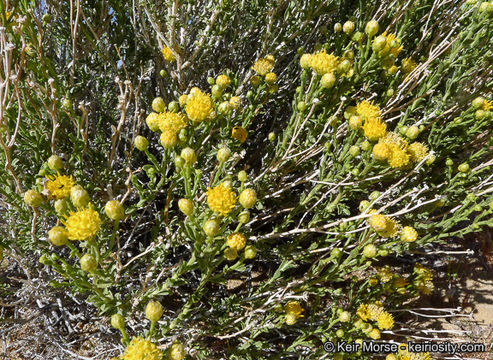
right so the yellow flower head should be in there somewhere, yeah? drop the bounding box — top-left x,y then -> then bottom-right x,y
232,126 -> 248,143
285,300 -> 304,317
381,32 -> 403,58
356,100 -> 381,121
160,130 -> 178,148
63,206 -> 101,241
377,311 -> 394,330
407,142 -> 428,162
309,50 -> 339,75
373,142 -> 391,161
45,174 -> 75,200
356,304 -> 370,321
216,74 -> 231,88
394,277 -> 408,288
482,99 -> 492,111
252,57 -> 275,76
185,89 -> 213,122
388,146 -> 410,168
363,117 -> 387,141
414,264 -> 432,281
121,337 -> 162,360
229,96 -> 241,109
161,46 -> 175,62
207,183 -> 236,216
226,232 -> 247,250
401,226 -> 418,242
415,279 -> 434,295
158,112 -> 187,133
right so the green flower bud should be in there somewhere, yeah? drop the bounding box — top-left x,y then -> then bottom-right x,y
331,247 -> 342,259
80,254 -> 97,272
342,21 -> 355,34
174,155 -> 185,168
321,73 -> 336,89
47,155 -> 64,171
134,136 -> 149,151
446,159 -> 453,166
334,23 -> 342,33
238,210 -> 250,224
297,101 -> 307,112
203,219 -> 220,237
370,191 -> 380,201
471,96 -> 485,109
207,76 -> 215,85
365,20 -> 379,37
239,188 -> 257,208
244,245 -> 257,259
152,97 -> 166,113
218,101 -> 231,115
250,75 -> 261,88
71,188 -> 90,208
406,125 -> 420,140
349,145 -> 360,157
378,249 -> 389,257
399,125 -> 408,136
145,300 -> 164,322
336,329 -> 344,338
386,89 -> 394,97
339,311 -> 351,322
362,244 -> 377,258
105,200 -> 125,221
168,101 -> 180,113
55,199 -> 69,215
178,198 -> 194,216
458,163 -> 470,173
48,226 -> 69,246
372,35 -> 387,52
361,140 -> 371,151
338,59 -> 352,73
181,147 -> 197,166
351,31 -> 363,42
111,313 -> 125,330
238,170 -> 248,182
268,132 -> 276,142
24,190 -> 43,208
475,109 -> 485,120
217,147 -> 231,163
224,247 -> 238,261
359,200 -> 370,212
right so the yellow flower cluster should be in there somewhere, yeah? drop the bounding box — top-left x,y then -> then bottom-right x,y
161,46 -> 175,62
357,302 -> 394,330
207,183 -> 237,216
63,206 -> 101,241
285,300 -> 304,325
185,88 -> 214,122
350,101 -> 387,141
45,173 -> 75,200
372,31 -> 404,73
300,50 -> 339,76
227,232 -> 246,250
413,264 -> 434,295
252,55 -> 275,76
367,210 -> 398,238
373,133 -> 429,168
120,337 -> 162,360
158,112 -> 187,133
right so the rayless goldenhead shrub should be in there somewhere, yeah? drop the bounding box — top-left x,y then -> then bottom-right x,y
1,0 -> 492,359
